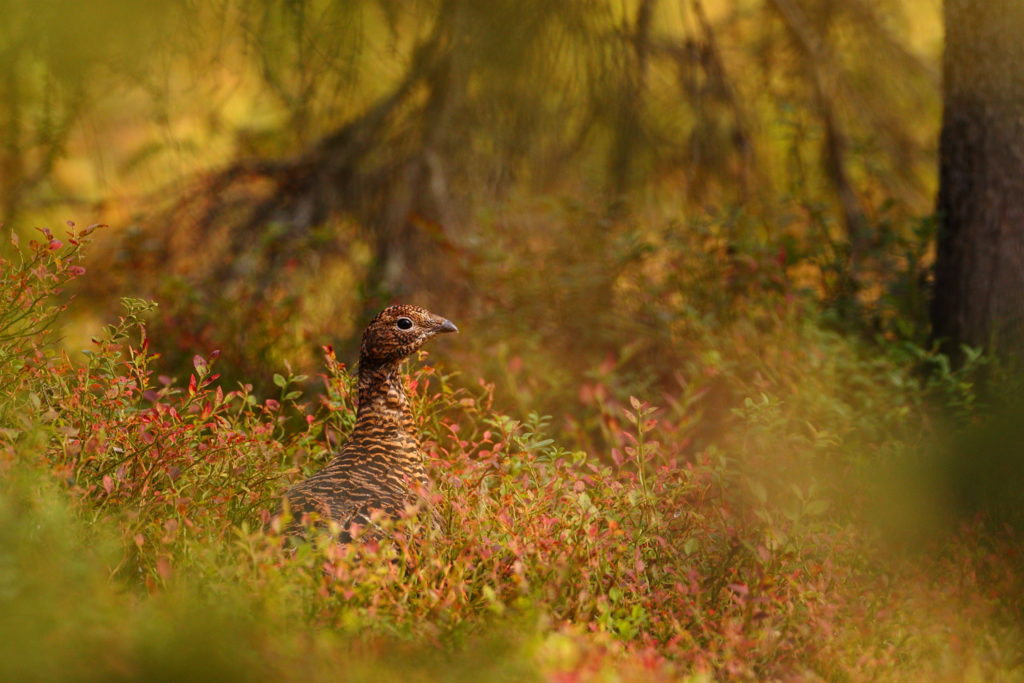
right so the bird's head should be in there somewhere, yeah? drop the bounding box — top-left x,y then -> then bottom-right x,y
359,304 -> 458,365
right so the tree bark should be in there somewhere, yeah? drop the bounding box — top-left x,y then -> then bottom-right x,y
607,0 -> 656,201
931,0 -> 1024,360
0,60 -> 24,226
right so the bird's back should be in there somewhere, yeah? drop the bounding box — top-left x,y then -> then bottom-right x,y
283,423 -> 428,538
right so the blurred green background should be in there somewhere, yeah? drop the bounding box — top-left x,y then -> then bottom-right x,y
1,0 -> 942,383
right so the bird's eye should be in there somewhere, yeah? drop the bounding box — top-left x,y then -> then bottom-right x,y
396,317 -> 414,330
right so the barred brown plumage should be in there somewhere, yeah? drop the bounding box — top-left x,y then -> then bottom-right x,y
280,304 -> 458,541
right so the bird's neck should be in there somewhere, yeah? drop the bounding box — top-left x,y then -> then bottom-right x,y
354,358 -> 415,433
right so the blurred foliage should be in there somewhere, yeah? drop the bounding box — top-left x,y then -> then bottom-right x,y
0,202 -> 1022,680
1,0 -> 941,395
3,1 -> 1024,679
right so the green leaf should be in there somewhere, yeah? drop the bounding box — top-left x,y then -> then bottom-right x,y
805,499 -> 831,516
749,480 -> 768,505
273,373 -> 287,388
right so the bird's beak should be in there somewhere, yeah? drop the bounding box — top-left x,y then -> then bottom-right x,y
436,318 -> 459,334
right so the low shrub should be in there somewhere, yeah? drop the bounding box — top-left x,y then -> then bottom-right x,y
0,226 -> 1020,680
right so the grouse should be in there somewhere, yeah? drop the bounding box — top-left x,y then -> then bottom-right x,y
281,304 -> 458,540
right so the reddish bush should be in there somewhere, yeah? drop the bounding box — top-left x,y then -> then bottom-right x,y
1,227 -> 1020,680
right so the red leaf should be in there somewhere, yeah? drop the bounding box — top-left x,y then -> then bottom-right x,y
156,556 -> 173,582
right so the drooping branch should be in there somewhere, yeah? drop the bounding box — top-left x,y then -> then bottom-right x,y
137,4 -> 458,301
607,0 -> 657,200
767,0 -> 870,263
690,0 -> 758,202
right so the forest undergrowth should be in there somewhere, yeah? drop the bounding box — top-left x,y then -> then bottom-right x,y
0,223 -> 1021,681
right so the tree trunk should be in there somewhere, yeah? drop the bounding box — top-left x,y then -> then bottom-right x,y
931,0 -> 1024,360
607,0 -> 656,202
372,0 -> 465,298
0,62 -> 24,227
